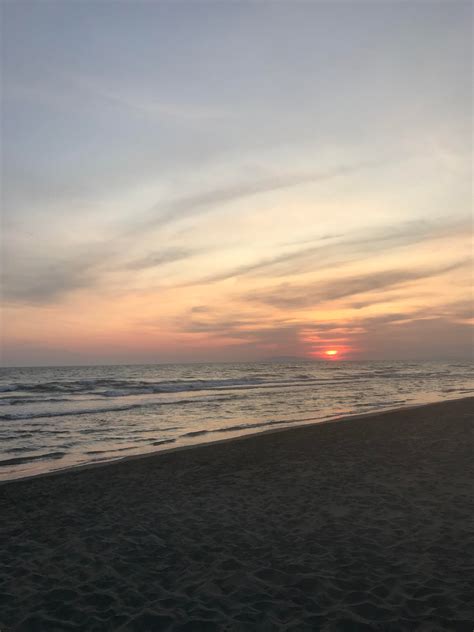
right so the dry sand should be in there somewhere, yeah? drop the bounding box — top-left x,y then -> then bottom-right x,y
1,397 -> 473,631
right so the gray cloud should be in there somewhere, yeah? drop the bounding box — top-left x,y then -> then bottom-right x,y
172,296 -> 473,361
127,162 -> 375,235
3,162 -> 371,305
124,247 -> 200,270
3,211 -> 469,306
181,216 -> 471,287
302,312 -> 473,360
244,259 -> 470,309
354,317 -> 473,361
1,256 -> 98,304
190,305 -> 210,314
174,297 -> 473,361
427,299 -> 473,321
2,233 -> 204,304
182,314 -> 306,355
281,232 -> 346,247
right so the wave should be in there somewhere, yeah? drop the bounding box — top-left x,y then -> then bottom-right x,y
0,451 -> 66,467
177,399 -> 428,440
0,394 -> 239,421
4,446 -> 35,454
0,375 -> 358,399
0,397 -> 72,406
151,438 -> 176,446
85,446 -> 138,455
2,362 -> 471,405
1,376 -> 275,394
83,439 -> 177,455
180,415 -> 324,439
182,429 -> 209,438
0,403 -> 145,421
353,399 -> 407,408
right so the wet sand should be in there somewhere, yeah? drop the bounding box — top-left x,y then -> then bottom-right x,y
1,397 -> 473,631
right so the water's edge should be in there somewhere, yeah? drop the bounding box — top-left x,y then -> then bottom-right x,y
2,395 -> 471,487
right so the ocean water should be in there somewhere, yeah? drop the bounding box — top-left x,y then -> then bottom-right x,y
0,361 -> 472,481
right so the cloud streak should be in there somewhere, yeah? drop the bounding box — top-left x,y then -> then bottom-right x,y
175,294 -> 473,360
180,216 -> 471,286
243,259 -> 470,309
128,162 -> 376,235
2,162 -> 378,304
124,247 -> 201,271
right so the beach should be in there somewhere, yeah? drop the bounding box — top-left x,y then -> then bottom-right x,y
1,397 -> 473,631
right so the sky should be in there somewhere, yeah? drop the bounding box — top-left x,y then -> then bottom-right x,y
1,1 -> 472,366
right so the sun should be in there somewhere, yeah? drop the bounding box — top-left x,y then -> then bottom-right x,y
324,350 -> 339,357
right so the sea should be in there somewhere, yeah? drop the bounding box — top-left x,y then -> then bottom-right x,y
0,361 -> 472,481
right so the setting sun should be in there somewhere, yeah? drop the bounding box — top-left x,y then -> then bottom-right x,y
325,350 -> 339,357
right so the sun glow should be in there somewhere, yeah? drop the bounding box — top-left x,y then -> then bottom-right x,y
324,350 -> 339,356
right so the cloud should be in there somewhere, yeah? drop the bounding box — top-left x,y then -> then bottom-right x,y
173,296 -> 473,361
354,317 -> 473,361
180,312 -> 306,355
1,246 -> 200,304
303,313 -> 473,360
2,161 -> 376,304
426,299 -> 473,321
190,305 -> 210,314
244,259 -> 470,309
128,162 -> 374,234
180,215 -> 471,286
281,232 -> 346,247
1,257 -> 97,304
8,73 -> 231,123
124,247 -> 200,270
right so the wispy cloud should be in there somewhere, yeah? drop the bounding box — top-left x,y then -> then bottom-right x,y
3,212 -> 469,305
244,259 -> 470,309
1,243 -> 202,304
181,216 -> 470,286
175,295 -> 473,360
8,74 -> 231,123
128,162 -> 375,234
1,258 -> 95,304
124,247 -> 201,270
2,162 -> 376,304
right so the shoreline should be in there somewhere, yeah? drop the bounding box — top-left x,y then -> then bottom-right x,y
1,394 -> 471,487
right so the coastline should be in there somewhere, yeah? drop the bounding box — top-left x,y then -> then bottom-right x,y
1,396 -> 473,630
1,394 -> 471,486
